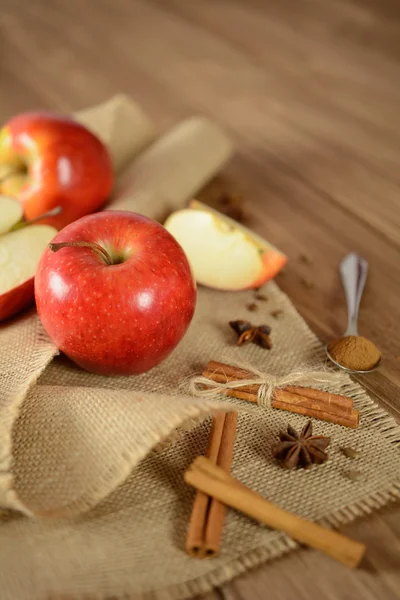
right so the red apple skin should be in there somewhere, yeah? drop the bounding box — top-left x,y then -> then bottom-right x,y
0,277 -> 35,322
34,211 -> 197,376
251,252 -> 288,289
0,112 -> 114,230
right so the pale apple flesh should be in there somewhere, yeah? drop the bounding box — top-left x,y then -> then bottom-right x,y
164,202 -> 287,291
0,225 -> 56,321
0,195 -> 23,235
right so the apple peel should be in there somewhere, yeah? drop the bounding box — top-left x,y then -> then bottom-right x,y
164,201 -> 287,291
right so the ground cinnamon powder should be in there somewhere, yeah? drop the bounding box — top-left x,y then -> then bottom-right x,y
328,335 -> 381,371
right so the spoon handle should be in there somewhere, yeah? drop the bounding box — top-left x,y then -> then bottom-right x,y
340,253 -> 368,336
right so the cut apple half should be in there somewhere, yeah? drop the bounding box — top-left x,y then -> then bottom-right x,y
164,200 -> 287,291
0,224 -> 57,321
0,195 -> 23,235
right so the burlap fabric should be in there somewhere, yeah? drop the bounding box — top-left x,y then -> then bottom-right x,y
0,97 -> 399,600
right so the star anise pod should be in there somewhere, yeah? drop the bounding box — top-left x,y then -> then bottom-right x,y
229,320 -> 272,349
271,421 -> 330,469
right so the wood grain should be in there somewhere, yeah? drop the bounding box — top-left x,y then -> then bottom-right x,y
0,0 -> 399,597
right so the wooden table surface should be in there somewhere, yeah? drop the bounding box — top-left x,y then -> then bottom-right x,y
1,0 -> 399,598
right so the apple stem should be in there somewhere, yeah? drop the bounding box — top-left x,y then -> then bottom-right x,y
11,206 -> 63,231
48,241 -> 113,265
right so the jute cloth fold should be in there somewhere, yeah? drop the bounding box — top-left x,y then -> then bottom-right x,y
0,97 -> 399,600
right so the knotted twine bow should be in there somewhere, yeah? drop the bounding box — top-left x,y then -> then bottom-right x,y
189,362 -> 348,408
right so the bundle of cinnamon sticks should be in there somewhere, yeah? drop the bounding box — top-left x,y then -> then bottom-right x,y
186,411 -> 238,558
185,455 -> 366,568
202,361 -> 359,428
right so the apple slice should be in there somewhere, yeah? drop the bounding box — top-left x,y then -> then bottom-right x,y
164,200 -> 287,291
0,195 -> 23,235
0,224 -> 56,321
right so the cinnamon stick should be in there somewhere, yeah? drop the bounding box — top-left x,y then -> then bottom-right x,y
203,361 -> 359,428
217,389 -> 358,428
186,411 -> 238,558
185,456 -> 366,568
271,398 -> 359,429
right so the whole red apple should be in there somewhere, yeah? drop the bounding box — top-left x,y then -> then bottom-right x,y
35,211 -> 197,375
0,111 -> 114,229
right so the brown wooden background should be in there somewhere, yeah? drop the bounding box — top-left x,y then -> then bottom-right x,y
1,0 -> 399,598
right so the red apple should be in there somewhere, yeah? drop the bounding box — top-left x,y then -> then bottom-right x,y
0,111 -> 114,230
35,210 -> 197,375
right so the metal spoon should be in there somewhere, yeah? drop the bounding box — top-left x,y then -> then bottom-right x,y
326,253 -> 381,373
